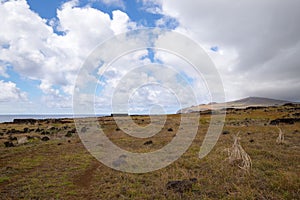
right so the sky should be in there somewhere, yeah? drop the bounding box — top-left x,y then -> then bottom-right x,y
1,0 -> 300,114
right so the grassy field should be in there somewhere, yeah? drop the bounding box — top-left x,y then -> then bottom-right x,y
0,105 -> 299,199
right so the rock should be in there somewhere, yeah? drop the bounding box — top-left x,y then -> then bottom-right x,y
17,137 -> 28,145
26,135 -> 35,140
23,127 -> 30,133
168,128 -> 173,132
249,139 -> 255,143
65,131 -> 73,137
9,135 -> 17,141
41,131 -> 50,135
47,126 -> 57,131
143,140 -> 153,145
270,118 -> 300,125
13,118 -> 37,124
112,155 -> 127,167
4,141 -> 14,147
81,127 -> 87,133
222,130 -> 230,135
41,136 -> 50,141
166,178 -> 197,193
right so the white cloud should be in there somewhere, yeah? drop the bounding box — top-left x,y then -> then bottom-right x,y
0,80 -> 27,102
110,10 -> 136,34
157,0 -> 300,101
0,0 -> 136,109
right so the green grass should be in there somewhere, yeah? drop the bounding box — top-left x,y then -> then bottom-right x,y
0,176 -> 10,183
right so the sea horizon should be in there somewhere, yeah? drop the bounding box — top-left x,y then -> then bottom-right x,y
0,114 -> 108,123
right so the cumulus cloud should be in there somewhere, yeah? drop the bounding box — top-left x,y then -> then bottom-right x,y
0,0 -> 136,109
0,80 -> 27,102
156,0 -> 300,101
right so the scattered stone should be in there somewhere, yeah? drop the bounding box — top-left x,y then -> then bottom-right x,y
292,113 -> 300,117
143,140 -> 153,145
166,178 -> 197,193
294,130 -> 299,134
17,137 -> 28,145
41,131 -> 50,135
4,141 -> 14,147
115,127 -> 120,131
222,130 -> 230,135
112,155 -> 127,167
57,143 -> 63,146
41,136 -> 50,141
23,127 -> 29,133
247,132 -> 251,135
9,135 -> 17,141
65,131 -> 73,137
47,126 -> 57,131
270,118 -> 300,125
81,127 -> 87,133
26,135 -> 35,140
249,139 -> 255,143
168,128 -> 173,132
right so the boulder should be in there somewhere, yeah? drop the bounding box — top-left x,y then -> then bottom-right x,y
143,140 -> 153,145
17,137 -> 29,145
81,127 -> 87,133
166,178 -> 197,193
41,136 -> 50,141
4,141 -> 14,147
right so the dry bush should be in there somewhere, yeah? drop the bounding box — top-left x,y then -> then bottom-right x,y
227,132 -> 252,173
276,126 -> 285,144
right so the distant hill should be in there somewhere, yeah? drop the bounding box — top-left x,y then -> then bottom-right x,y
177,97 -> 296,114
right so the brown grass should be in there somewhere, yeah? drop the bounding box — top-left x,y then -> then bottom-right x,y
276,126 -> 285,144
226,132 -> 252,173
0,104 -> 300,199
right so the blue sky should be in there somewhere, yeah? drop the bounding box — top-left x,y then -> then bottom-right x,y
1,0 -> 300,114
0,0 -> 189,114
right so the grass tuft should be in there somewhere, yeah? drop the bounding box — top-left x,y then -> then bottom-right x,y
227,132 -> 252,173
276,126 -> 285,144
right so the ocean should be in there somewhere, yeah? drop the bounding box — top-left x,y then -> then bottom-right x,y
0,114 -> 106,123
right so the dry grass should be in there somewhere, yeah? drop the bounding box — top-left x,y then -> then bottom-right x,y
276,126 -> 285,144
0,104 -> 300,199
226,132 -> 252,173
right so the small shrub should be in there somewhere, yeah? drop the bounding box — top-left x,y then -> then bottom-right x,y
276,126 -> 285,144
227,132 -> 252,173
65,131 -> 73,137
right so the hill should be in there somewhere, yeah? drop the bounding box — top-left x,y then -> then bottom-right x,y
177,96 -> 295,114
